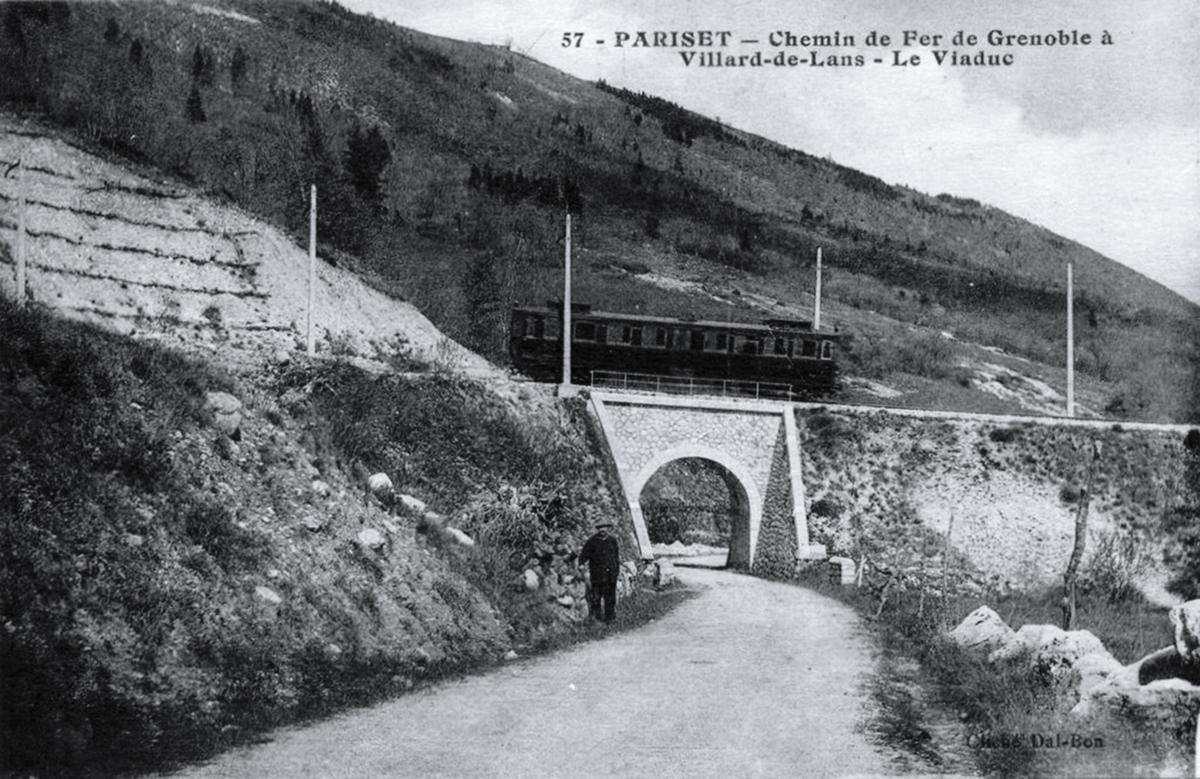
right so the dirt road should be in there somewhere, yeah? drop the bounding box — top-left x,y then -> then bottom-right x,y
170,567 -> 908,778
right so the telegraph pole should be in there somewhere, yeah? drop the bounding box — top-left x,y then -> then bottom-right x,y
1066,262 -> 1075,417
813,247 -> 823,331
307,184 -> 316,357
16,161 -> 26,308
562,212 -> 572,388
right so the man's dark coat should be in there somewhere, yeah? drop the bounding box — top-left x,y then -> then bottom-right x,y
579,529 -> 620,621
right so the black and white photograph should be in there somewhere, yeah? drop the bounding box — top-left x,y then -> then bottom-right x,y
1,0 -> 1197,776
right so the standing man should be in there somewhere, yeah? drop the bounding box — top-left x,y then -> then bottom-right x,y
579,520 -> 621,622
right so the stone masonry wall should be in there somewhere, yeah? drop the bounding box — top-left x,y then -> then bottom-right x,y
752,424 -> 799,579
798,407 -> 1192,595
603,403 -> 781,494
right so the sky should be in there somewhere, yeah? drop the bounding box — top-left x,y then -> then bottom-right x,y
343,0 -> 1200,305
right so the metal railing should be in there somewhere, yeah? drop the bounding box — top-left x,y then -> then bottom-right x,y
589,370 -> 795,401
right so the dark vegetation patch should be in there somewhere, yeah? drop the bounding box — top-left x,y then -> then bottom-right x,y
0,297 -> 675,776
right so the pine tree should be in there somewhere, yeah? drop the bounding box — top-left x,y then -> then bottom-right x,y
343,125 -> 390,206
185,84 -> 205,123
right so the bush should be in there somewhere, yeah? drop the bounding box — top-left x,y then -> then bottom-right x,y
1079,529 -> 1154,604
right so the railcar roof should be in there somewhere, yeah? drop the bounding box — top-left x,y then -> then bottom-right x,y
512,305 -> 844,336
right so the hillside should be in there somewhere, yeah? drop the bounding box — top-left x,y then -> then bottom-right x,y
0,0 -> 1196,422
0,7 -> 1198,775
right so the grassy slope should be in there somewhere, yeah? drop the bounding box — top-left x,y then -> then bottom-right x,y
0,297 -> 638,775
1,0 -> 1195,421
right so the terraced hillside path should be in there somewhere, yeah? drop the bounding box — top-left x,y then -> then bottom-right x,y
172,567 -> 911,778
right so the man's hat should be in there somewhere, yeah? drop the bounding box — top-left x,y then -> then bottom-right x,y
595,520 -> 613,528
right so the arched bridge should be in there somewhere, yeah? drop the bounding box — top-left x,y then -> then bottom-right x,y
588,391 -> 826,575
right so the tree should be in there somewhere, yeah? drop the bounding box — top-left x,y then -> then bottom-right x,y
192,44 -> 214,87
343,125 -> 390,206
1062,439 -> 1102,629
185,84 -> 205,123
1165,430 -> 1200,597
464,249 -> 505,357
230,46 -> 248,90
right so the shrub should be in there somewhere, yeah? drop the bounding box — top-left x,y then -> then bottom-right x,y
182,502 -> 272,572
1079,529 -> 1154,604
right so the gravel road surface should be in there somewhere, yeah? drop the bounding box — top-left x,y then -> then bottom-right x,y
169,567 -> 916,779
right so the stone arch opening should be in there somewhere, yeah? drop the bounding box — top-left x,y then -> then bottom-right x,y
629,446 -> 762,569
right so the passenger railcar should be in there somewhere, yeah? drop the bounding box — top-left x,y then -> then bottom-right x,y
509,303 -> 845,397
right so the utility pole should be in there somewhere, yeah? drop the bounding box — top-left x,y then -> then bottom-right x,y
5,158 -> 26,308
307,184 -> 316,357
562,212 -> 572,388
813,247 -> 823,331
16,161 -> 26,309
1066,262 -> 1074,417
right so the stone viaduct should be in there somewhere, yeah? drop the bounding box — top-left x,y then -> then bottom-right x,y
588,391 -> 827,573
586,389 -> 1196,587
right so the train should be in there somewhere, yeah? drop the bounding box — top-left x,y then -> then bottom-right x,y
508,303 -> 846,398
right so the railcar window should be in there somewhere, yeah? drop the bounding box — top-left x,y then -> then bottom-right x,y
821,341 -> 833,360
739,338 -> 760,355
716,333 -> 728,351
691,330 -> 706,351
655,327 -> 667,347
774,337 -> 786,355
801,339 -> 817,358
595,324 -> 607,344
621,326 -> 632,344
631,327 -> 643,346
532,318 -> 544,339
574,322 -> 596,341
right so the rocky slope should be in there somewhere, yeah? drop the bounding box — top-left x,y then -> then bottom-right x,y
0,113 -> 651,775
0,112 -> 491,376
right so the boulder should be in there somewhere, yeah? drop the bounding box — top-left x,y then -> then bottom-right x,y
988,623 -> 1062,663
367,472 -> 394,499
654,559 -> 676,586
398,494 -> 428,514
523,569 -> 540,592
311,479 -> 331,498
1073,676 -> 1200,725
988,623 -> 1110,686
1170,600 -> 1200,662
948,606 -> 1015,657
1137,646 -> 1200,686
1032,629 -> 1111,681
357,528 -> 385,550
1070,652 -> 1126,698
204,391 -> 242,436
254,585 -> 282,605
444,527 -> 475,547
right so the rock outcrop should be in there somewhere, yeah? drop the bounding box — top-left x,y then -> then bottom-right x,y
948,606 -> 1015,658
949,601 -> 1200,736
